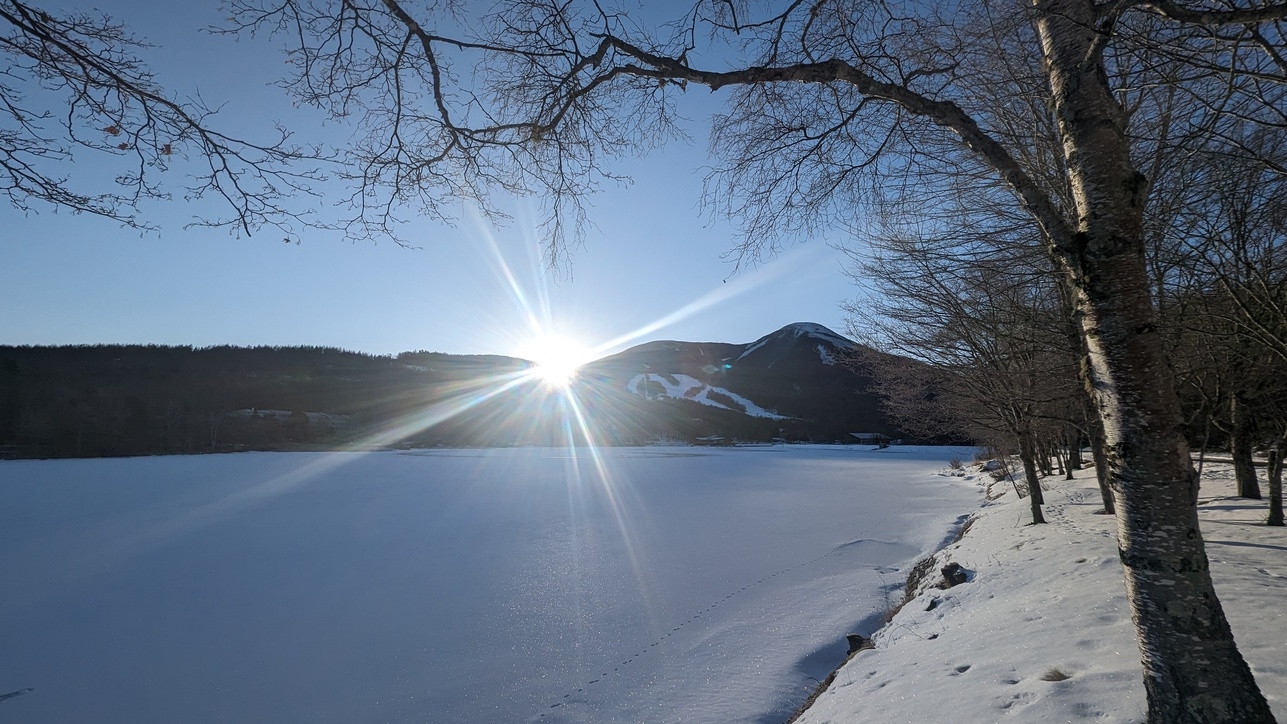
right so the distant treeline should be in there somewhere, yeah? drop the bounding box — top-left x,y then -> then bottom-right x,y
0,344 -> 538,458
0,344 -> 824,459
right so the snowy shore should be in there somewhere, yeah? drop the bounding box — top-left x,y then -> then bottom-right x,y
795,461 -> 1286,724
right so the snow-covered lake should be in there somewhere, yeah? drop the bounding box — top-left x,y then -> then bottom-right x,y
0,445 -> 978,723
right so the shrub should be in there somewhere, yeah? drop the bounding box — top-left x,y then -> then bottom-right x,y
973,447 -> 999,464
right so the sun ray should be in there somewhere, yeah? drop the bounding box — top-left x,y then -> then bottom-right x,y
160,214 -> 828,637
556,385 -> 661,626
578,244 -> 822,360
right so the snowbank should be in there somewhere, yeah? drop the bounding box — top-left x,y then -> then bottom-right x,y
796,461 -> 1286,723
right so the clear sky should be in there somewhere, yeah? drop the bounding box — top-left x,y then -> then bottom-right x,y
1,0 -> 862,360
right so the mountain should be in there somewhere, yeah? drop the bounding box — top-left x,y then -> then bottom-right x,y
0,323 -> 898,458
571,322 -> 897,443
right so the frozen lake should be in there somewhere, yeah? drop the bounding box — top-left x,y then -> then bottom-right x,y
0,445 -> 978,723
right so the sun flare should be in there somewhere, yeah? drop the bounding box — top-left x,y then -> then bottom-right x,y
524,335 -> 591,389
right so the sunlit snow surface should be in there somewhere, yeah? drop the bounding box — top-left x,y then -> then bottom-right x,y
795,461 -> 1287,723
0,445 -> 978,723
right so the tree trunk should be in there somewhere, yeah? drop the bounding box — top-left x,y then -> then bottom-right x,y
1269,435 -> 1285,527
1018,433 -> 1047,525
1035,3 -> 1273,721
1197,412 -> 1212,478
1088,415 -> 1115,514
1066,425 -> 1082,476
208,412 -> 221,450
1230,392 -> 1262,499
1030,457 -> 1046,506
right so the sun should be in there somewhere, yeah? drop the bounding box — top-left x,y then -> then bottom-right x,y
523,335 -> 592,389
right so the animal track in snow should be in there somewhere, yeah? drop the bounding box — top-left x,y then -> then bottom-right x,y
1000,691 -> 1036,710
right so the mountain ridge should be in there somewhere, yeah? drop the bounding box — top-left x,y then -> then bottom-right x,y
576,322 -> 894,442
0,322 -> 898,458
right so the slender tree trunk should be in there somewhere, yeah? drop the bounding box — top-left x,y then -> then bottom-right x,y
1230,392 -> 1262,499
1066,424 -> 1082,475
1018,433 -> 1047,524
1030,457 -> 1046,506
208,412 -> 221,450
1197,412 -> 1212,478
1088,415 -> 1115,514
1268,434 -> 1285,527
1053,251 -> 1096,487
1021,431 -> 1047,506
1036,3 -> 1272,721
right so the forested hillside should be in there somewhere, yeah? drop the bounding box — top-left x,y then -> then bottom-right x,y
0,326 -> 904,459
0,345 -> 534,457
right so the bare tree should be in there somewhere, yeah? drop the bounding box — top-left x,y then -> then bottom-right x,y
844,187 -> 1083,525
0,0 -> 318,235
1158,133 -> 1287,503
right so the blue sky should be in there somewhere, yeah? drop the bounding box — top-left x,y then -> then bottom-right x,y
0,1 -> 861,359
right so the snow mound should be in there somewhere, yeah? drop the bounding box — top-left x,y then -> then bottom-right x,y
627,373 -> 789,419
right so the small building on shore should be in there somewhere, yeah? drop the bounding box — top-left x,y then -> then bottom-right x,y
848,432 -> 892,447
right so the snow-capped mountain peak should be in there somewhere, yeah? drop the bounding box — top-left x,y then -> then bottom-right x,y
736,322 -> 856,365
579,321 -> 893,441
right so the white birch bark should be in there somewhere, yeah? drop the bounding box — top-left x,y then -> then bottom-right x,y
1034,2 -> 1274,720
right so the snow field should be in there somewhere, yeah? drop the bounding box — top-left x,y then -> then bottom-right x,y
796,461 -> 1287,724
0,445 -> 979,723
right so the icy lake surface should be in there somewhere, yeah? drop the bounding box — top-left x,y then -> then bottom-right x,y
0,445 -> 977,723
